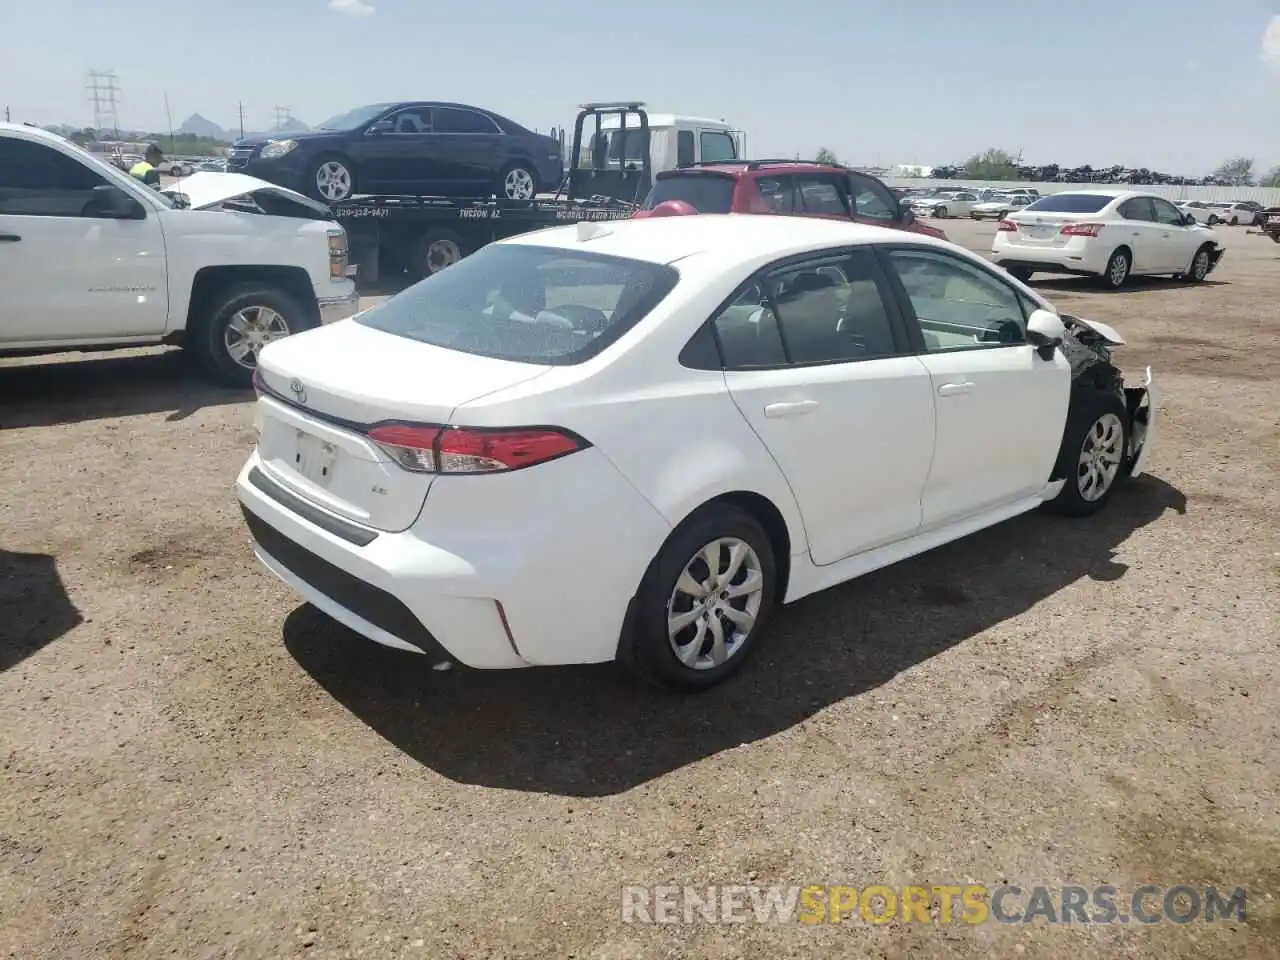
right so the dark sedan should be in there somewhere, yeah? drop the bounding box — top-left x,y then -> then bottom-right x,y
228,102 -> 565,203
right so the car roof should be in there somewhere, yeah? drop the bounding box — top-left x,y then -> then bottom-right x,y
1035,188 -> 1147,201
0,121 -> 66,145
499,213 -> 948,266
600,114 -> 732,131
665,161 -> 847,178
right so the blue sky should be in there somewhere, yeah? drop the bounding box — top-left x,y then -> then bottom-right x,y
2,0 -> 1279,175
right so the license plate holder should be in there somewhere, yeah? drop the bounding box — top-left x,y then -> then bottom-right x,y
1022,224 -> 1056,239
294,429 -> 338,486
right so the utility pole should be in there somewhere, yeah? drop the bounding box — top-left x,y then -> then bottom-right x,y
238,102 -> 245,139
86,69 -> 121,136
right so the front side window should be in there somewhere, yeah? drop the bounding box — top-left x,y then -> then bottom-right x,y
885,248 -> 1028,351
0,138 -> 110,217
1151,197 -> 1185,225
357,244 -> 678,365
699,131 -> 737,162
849,174 -> 898,221
386,107 -> 432,134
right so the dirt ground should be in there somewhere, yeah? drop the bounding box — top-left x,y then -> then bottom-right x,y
2,220 -> 1278,960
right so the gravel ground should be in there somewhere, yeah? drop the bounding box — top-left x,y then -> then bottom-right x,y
2,219 -> 1278,960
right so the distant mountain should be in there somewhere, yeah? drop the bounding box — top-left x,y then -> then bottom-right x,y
177,113 -> 228,140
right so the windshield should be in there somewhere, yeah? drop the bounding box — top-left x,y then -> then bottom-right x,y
356,243 -> 679,365
641,174 -> 736,213
317,103 -> 398,131
1024,194 -> 1112,213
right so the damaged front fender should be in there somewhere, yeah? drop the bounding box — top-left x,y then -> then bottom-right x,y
1125,366 -> 1155,479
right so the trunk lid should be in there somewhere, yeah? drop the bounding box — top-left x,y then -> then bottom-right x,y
1006,211 -> 1100,248
254,321 -> 550,531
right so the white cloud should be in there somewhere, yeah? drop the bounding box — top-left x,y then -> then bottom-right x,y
1262,14 -> 1280,63
329,0 -> 374,15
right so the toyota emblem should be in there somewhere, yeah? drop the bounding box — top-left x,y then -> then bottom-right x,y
289,378 -> 307,403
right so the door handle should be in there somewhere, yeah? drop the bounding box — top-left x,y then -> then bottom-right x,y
937,381 -> 975,396
763,399 -> 820,418
0,232 -> 20,243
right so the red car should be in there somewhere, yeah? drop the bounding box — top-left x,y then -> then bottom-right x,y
633,160 -> 947,240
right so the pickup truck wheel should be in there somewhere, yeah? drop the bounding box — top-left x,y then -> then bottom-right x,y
191,285 -> 312,387
410,229 -> 467,280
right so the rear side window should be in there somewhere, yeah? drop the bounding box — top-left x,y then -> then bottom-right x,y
642,174 -> 735,213
1118,197 -> 1156,221
1023,194 -> 1112,213
357,244 -> 678,365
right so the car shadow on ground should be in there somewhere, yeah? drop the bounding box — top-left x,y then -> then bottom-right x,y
1028,276 -> 1228,296
0,549 -> 83,671
0,350 -> 249,429
284,475 -> 1187,797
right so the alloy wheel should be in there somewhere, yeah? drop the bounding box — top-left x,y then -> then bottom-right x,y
315,161 -> 353,202
666,537 -> 764,671
504,168 -> 535,200
1078,412 -> 1124,501
224,306 -> 289,370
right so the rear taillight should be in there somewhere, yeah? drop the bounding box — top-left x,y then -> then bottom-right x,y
1060,222 -> 1105,237
367,424 -> 587,474
996,219 -> 1017,231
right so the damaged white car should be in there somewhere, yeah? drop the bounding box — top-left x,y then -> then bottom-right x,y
236,215 -> 1154,690
0,122 -> 358,386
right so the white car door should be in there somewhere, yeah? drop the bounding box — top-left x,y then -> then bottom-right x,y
0,135 -> 168,346
715,248 -> 935,565
880,246 -> 1071,529
1113,197 -> 1164,274
1150,196 -> 1203,272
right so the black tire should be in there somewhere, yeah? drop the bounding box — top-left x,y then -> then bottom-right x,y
308,154 -> 356,204
410,228 -> 468,281
1049,391 -> 1129,518
1007,267 -> 1034,283
498,161 -> 538,200
1100,247 -> 1131,290
189,284 -> 314,387
1207,215 -> 1219,226
935,206 -> 948,219
1182,243 -> 1213,283
1230,216 -> 1239,226
622,504 -> 777,691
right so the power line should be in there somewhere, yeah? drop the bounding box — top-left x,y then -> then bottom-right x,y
86,69 -> 121,136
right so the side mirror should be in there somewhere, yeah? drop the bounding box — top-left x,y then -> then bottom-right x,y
1183,213 -> 1197,226
367,120 -> 394,135
1026,308 -> 1065,360
898,206 -> 915,225
90,184 -> 146,220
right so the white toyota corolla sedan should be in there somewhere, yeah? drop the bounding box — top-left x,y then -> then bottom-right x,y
237,215 -> 1155,689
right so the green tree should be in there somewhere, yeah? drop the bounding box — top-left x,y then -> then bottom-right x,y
815,147 -> 840,165
961,148 -> 1020,181
1260,166 -> 1280,188
1211,157 -> 1254,185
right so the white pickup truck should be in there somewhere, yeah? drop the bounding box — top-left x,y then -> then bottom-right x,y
0,123 -> 359,386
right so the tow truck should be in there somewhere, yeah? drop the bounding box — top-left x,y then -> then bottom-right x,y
335,102 -> 672,285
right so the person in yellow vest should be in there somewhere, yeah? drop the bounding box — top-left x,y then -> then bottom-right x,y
129,144 -> 164,188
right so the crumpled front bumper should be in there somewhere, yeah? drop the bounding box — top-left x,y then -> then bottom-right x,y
1127,366 -> 1155,479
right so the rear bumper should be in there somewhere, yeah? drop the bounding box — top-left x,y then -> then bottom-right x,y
991,234 -> 1109,276
235,446 -> 671,670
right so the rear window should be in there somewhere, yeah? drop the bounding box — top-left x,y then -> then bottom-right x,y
642,174 -> 735,213
356,244 -> 679,365
1023,194 -> 1112,213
